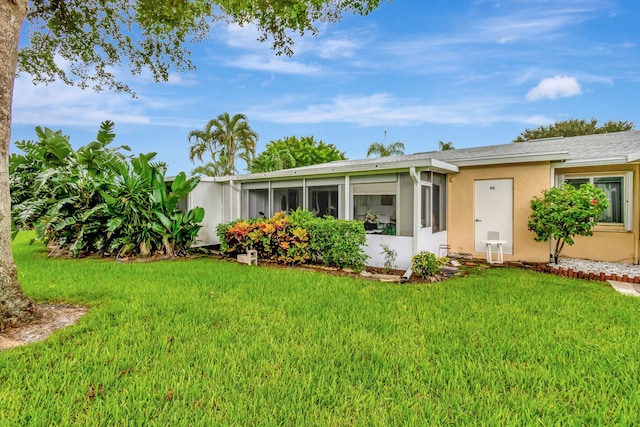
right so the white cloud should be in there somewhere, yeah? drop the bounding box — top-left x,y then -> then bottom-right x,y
525,75 -> 582,101
11,74 -> 169,127
226,55 -> 323,75
214,22 -> 362,74
248,93 -> 520,127
316,38 -> 361,59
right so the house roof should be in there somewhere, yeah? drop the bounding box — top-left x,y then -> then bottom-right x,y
426,130 -> 640,167
207,130 -> 640,182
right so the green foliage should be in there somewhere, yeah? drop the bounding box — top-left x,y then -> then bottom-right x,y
287,207 -> 318,225
10,235 -> 640,425
438,140 -> 455,151
513,118 -> 635,142
188,113 -> 258,176
412,251 -> 449,278
366,141 -> 405,157
19,0 -> 383,93
10,121 -> 203,257
305,217 -> 368,271
217,212 -> 310,265
249,136 -> 346,173
528,183 -> 609,263
217,209 -> 368,270
379,243 -> 397,273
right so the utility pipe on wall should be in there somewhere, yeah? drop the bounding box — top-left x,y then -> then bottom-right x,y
409,167 -> 420,257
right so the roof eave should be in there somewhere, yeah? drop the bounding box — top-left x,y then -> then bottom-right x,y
214,158 -> 459,182
451,151 -> 569,167
552,156 -> 636,168
627,151 -> 640,163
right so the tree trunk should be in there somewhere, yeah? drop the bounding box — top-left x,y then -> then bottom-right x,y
0,0 -> 38,332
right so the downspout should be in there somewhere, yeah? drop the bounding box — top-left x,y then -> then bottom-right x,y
403,167 -> 420,283
410,167 -> 420,257
549,166 -> 556,264
634,166 -> 639,264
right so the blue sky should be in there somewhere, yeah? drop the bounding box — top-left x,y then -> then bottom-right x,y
11,0 -> 640,176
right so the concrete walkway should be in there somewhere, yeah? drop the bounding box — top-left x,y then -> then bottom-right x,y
608,280 -> 640,297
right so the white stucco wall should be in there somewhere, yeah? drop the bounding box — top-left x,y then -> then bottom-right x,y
363,234 -> 414,270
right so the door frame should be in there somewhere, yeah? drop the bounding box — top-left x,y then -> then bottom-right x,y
474,178 -> 513,254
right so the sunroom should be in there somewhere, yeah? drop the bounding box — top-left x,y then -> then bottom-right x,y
212,157 -> 459,270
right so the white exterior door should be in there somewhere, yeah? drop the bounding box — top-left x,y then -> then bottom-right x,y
474,179 -> 513,254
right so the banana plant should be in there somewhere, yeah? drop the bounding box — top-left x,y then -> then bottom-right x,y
12,121 -> 205,258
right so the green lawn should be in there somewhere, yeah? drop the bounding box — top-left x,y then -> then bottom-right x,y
2,233 -> 640,426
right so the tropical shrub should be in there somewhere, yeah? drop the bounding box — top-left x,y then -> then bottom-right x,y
412,251 -> 449,278
217,209 -> 368,270
528,183 -> 608,264
217,212 -> 310,265
11,121 -> 204,258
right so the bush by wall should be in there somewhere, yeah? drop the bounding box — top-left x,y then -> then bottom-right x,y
412,251 -> 449,278
216,210 -> 368,271
216,212 -> 310,265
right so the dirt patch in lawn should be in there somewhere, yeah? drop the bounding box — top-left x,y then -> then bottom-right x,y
0,304 -> 88,352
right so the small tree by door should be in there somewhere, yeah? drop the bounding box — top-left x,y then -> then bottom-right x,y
528,183 -> 608,264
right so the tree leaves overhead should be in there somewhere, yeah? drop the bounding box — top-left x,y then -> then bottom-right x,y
513,118 -> 635,143
19,0 -> 383,93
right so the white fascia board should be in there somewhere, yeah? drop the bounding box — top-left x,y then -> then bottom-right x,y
452,151 -> 569,167
197,176 -> 220,182
552,157 -> 633,169
429,158 -> 460,173
627,151 -> 640,163
222,158 -> 459,183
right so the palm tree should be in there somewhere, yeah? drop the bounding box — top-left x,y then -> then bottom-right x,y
210,113 -> 258,174
187,113 -> 258,176
366,141 -> 405,157
187,121 -> 218,167
438,140 -> 454,151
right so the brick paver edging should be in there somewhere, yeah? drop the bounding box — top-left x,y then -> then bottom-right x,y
511,261 -> 640,284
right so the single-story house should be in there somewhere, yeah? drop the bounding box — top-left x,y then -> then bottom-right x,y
187,131 -> 640,269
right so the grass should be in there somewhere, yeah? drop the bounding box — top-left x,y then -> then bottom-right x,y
2,232 -> 640,425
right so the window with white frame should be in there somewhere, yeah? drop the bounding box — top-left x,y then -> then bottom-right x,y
432,172 -> 447,232
563,172 -> 632,229
420,172 -> 446,232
